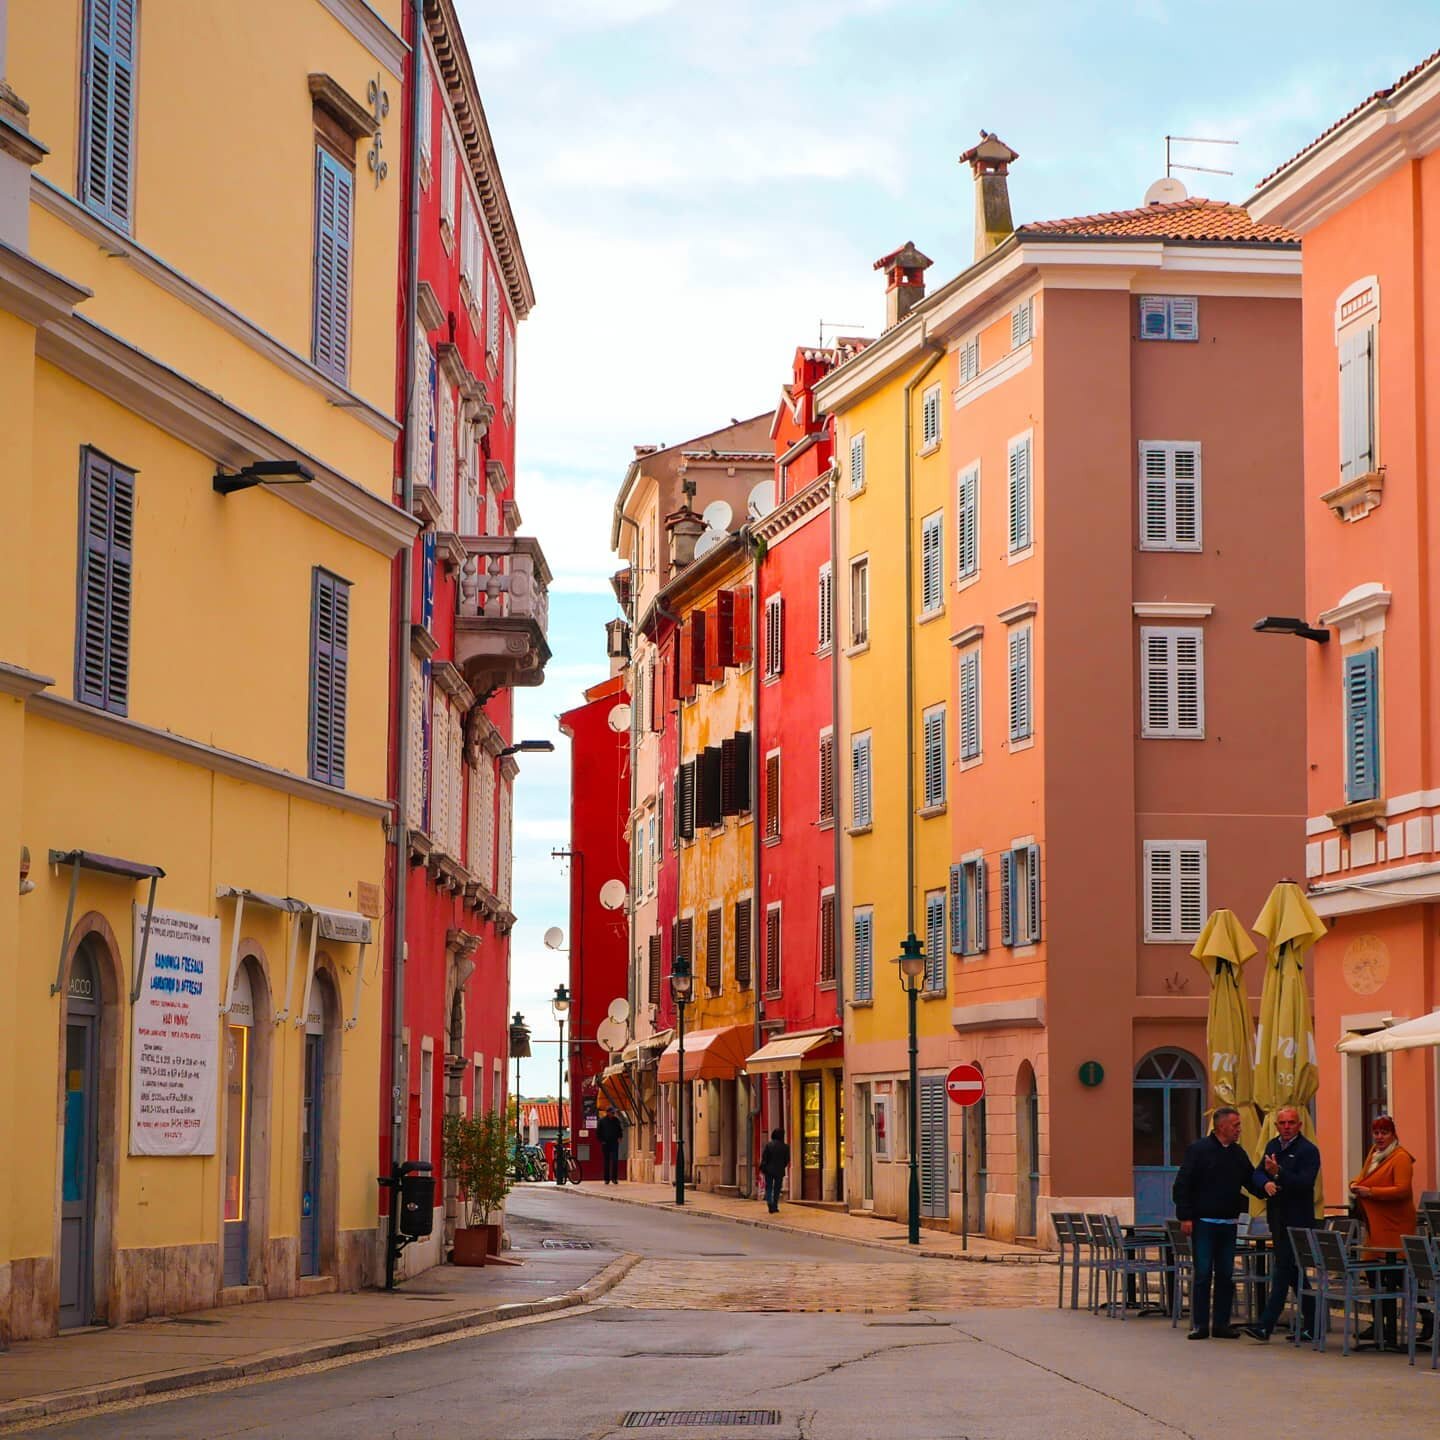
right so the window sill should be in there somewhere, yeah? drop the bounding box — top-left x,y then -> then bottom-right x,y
921,989 -> 947,1001
1010,943 -> 1038,957
917,802 -> 947,819
1006,545 -> 1035,566
960,948 -> 988,961
763,834 -> 782,848
918,439 -> 941,459
1321,468 -> 1384,523
1144,935 -> 1203,946
955,572 -> 980,595
763,672 -> 783,686
847,484 -> 866,499
845,641 -> 871,658
815,818 -> 836,831
439,219 -> 454,255
819,980 -> 837,992
1138,541 -> 1204,554
815,644 -> 833,658
848,998 -> 874,1008
960,755 -> 982,771
917,608 -> 946,626
847,824 -> 873,837
1141,730 -> 1205,741
1326,797 -> 1386,832
1008,736 -> 1035,754
764,990 -> 783,1002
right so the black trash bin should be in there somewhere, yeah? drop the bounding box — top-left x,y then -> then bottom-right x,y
397,1162 -> 435,1239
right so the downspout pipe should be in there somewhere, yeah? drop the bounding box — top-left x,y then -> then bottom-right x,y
827,466 -> 844,1023
618,514 -> 641,1056
745,535 -> 762,1199
385,0 -> 425,1290
902,332 -> 946,936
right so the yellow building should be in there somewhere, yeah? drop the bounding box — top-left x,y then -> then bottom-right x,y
1,0 -> 411,1337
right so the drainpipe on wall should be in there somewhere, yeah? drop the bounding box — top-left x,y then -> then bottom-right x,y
744,537 -> 762,1201
902,332 -> 946,935
827,466 -> 844,1022
616,513 -> 642,1165
654,595 -> 684,1186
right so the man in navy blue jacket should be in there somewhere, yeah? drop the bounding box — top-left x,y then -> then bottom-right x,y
1242,1105 -> 1320,1342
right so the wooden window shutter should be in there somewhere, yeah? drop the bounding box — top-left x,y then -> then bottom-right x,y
1008,628 -> 1032,742
1344,650 -> 1380,802
851,733 -> 872,828
1011,299 -> 1032,348
706,907 -> 723,993
309,568 -> 350,787
1169,296 -> 1198,341
650,658 -> 663,732
732,586 -> 754,666
1000,849 -> 1015,946
957,465 -> 978,579
764,752 -> 781,840
670,918 -> 679,974
764,595 -> 784,678
852,910 -> 873,1000
734,730 -> 753,813
76,448 -> 134,715
923,708 -> 945,807
1177,845 -> 1204,938
959,649 -> 980,760
698,745 -> 723,828
312,147 -> 355,383
765,907 -> 782,993
1026,843 -> 1042,943
1138,295 -> 1169,339
678,761 -> 696,839
734,899 -> 752,989
1172,446 -> 1200,547
820,893 -> 836,983
817,566 -> 833,650
648,934 -> 663,1007
924,893 -> 945,992
974,859 -> 988,953
922,386 -> 941,449
80,0 -> 138,231
818,732 -> 835,823
1007,437 -> 1031,551
850,433 -> 866,492
692,608 -> 711,685
715,589 -> 736,668
679,619 -> 696,697
407,656 -> 426,828
949,864 -> 963,954
1140,444 -> 1170,547
720,737 -> 739,816
921,512 -> 943,612
1340,327 -> 1376,483
678,916 -> 694,967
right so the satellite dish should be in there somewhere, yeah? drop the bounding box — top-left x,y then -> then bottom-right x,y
543,926 -> 566,950
746,480 -> 776,520
608,997 -> 631,1024
596,1016 -> 628,1053
1143,175 -> 1188,206
694,531 -> 720,560
701,500 -> 733,533
607,703 -> 632,733
598,879 -> 628,911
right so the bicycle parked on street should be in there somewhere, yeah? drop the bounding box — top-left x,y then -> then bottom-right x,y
513,1143 -> 546,1183
552,1138 -> 582,1185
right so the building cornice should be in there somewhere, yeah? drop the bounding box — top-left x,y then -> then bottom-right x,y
1132,602 -> 1215,619
751,473 -> 832,543
313,0 -> 408,75
0,661 -> 55,699
0,237 -> 90,328
36,313 -> 418,557
28,692 -> 391,820
31,177 -> 401,442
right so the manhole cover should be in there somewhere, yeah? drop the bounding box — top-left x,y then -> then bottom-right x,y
540,1239 -> 595,1250
621,1413 -> 780,1429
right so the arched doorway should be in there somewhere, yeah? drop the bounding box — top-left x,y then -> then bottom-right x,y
223,954 -> 271,1289
1133,1047 -> 1204,1225
963,1062 -> 987,1235
300,967 -> 342,1279
60,947 -> 101,1328
1015,1063 -> 1039,1239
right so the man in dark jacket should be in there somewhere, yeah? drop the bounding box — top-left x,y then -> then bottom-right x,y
1242,1105 -> 1319,1342
596,1109 -> 624,1185
759,1129 -> 791,1213
1172,1106 -> 1268,1339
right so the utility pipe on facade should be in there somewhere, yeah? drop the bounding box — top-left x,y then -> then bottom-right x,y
654,594 -> 685,1188
746,535 -> 763,1200
618,512 -> 642,1045
827,464 -> 845,1023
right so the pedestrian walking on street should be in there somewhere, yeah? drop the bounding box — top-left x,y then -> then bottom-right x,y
1241,1105 -> 1320,1343
597,1108 -> 624,1185
760,1128 -> 790,1213
1173,1105 -> 1268,1340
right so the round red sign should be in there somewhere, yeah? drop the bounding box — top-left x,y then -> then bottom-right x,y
946,1063 -> 985,1107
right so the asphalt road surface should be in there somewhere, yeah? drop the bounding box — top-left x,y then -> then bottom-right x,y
31,1187 -> 1440,1440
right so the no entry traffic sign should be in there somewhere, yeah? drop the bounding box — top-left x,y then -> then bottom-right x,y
946,1063 -> 985,1107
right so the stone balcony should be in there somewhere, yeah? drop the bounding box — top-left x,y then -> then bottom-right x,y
455,535 -> 552,700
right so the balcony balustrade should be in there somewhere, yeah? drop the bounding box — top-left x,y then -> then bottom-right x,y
455,535 -> 552,699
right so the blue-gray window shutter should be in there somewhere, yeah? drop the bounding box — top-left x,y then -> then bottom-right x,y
1026,843 -> 1042,943
309,569 -> 350,787
312,147 -> 355,382
1344,649 -> 1380,803
80,0 -> 137,231
76,447 -> 133,715
949,863 -> 963,954
925,893 -> 945,991
1000,850 -> 1015,946
974,858 -> 988,952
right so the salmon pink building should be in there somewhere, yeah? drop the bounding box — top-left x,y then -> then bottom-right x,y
1248,50 -> 1440,1199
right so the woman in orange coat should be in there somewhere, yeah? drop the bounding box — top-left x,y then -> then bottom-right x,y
1349,1114 -> 1418,1347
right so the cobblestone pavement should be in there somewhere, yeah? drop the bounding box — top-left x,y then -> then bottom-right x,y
598,1257 -> 1051,1312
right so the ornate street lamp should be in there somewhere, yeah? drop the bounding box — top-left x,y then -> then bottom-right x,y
895,932 -> 925,1245
509,1011 -> 530,1177
552,984 -> 570,1184
670,955 -> 694,1206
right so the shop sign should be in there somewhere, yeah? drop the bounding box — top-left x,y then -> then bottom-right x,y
130,906 -> 221,1156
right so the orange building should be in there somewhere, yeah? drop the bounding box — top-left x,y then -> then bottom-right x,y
1248,50 -> 1440,1199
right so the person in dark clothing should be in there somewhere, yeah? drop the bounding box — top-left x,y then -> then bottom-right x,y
759,1128 -> 791,1213
1240,1105 -> 1320,1343
1172,1106 -> 1268,1339
596,1110 -> 624,1185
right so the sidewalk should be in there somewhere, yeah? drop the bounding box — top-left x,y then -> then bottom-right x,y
0,1249 -> 636,1430
569,1181 -> 1054,1263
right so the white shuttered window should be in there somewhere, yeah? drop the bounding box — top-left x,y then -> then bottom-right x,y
852,907 -> 874,1001
921,385 -> 941,449
1139,442 -> 1201,551
921,511 -> 943,613
1008,625 -> 1033,742
959,648 -> 981,761
1141,627 -> 1204,738
1144,841 -> 1207,942
956,463 -> 979,580
1339,326 -> 1376,483
851,732 -> 873,829
817,564 -> 833,650
1007,435 -> 1032,552
849,433 -> 867,493
922,705 -> 946,807
407,656 -> 426,829
849,557 -> 869,647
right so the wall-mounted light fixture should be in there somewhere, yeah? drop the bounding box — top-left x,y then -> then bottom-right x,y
213,459 -> 317,496
498,739 -> 556,758
1253,616 -> 1330,644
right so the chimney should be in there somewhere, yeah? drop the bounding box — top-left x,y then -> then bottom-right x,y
872,242 -> 934,328
960,131 -> 1020,260
666,478 -> 706,575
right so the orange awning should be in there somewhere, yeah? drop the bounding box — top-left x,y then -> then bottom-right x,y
744,1027 -> 842,1074
656,1024 -> 751,1084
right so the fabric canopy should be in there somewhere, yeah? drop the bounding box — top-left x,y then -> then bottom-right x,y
1192,908 -> 1259,1157
745,1027 -> 842,1073
1338,1011 -> 1440,1054
656,1024 -> 751,1084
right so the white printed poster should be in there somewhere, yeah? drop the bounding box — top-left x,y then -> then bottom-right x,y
129,906 -> 221,1156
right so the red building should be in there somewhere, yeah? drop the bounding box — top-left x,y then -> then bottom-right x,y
381,0 -> 548,1276
558,676 -> 632,1180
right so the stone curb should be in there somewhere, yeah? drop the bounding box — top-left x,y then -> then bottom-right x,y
0,1252 -> 641,1429
566,1186 -> 1056,1265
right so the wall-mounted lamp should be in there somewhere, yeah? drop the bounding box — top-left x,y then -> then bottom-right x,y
19,845 -> 35,896
498,739 -> 556,757
213,459 -> 317,496
1253,616 -> 1330,644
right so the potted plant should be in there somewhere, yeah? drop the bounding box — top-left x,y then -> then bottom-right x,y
442,1109 -> 512,1265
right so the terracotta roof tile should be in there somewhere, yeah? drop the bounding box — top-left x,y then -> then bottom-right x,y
1257,48 -> 1440,187
1018,197 -> 1295,244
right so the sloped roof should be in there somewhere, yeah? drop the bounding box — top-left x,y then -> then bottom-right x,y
1018,197 -> 1295,245
1257,48 -> 1440,187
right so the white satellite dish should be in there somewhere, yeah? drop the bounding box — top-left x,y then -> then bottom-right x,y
596,1016 -> 627,1053
598,879 -> 628,911
746,479 -> 776,520
1143,175 -> 1188,206
607,997 -> 631,1024
607,703 -> 631,734
543,926 -> 566,950
701,500 -> 733,533
694,531 -> 720,560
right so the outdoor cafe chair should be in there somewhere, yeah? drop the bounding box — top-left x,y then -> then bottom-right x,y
1234,1221 -> 1272,1327
1402,1233 -> 1440,1370
1083,1213 -> 1115,1314
1164,1219 -> 1193,1328
1418,1197 -> 1440,1239
1287,1228 -> 1322,1349
1051,1212 -> 1088,1310
1321,1214 -> 1361,1246
1100,1213 -> 1169,1320
1313,1227 -> 1407,1356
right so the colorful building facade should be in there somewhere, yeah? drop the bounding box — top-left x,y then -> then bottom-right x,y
1,0 -> 410,1337
1248,50 -> 1440,1199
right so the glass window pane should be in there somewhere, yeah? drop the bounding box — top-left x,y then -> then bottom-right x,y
1167,1085 -> 1203,1165
1132,1089 -> 1165,1166
224,1025 -> 248,1222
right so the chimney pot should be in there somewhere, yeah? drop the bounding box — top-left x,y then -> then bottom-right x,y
873,240 -> 934,328
959,131 -> 1019,260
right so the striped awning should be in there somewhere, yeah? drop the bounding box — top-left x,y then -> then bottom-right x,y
744,1026 -> 842,1074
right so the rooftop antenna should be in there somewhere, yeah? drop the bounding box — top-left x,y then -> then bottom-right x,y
1165,134 -> 1237,180
818,320 -> 867,347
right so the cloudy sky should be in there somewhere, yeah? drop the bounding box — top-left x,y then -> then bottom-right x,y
453,0 -> 1438,1099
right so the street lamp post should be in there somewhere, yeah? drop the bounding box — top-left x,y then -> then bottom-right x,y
552,984 -> 570,1184
895,932 -> 925,1245
508,1012 -> 530,1177
670,956 -> 693,1206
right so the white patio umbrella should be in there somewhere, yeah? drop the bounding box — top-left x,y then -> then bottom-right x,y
527,1106 -> 540,1147
1337,1010 -> 1440,1054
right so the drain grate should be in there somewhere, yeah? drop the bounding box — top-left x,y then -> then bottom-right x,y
621,1413 -> 780,1429
540,1238 -> 595,1249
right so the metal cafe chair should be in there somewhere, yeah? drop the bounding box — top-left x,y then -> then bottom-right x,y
1321,1214 -> 1361,1246
1164,1219 -> 1194,1328
1401,1233 -> 1440,1370
1287,1229 -> 1322,1349
1101,1213 -> 1168,1320
1313,1228 -> 1406,1356
1051,1213 -> 1088,1310
1083,1213 -> 1116,1315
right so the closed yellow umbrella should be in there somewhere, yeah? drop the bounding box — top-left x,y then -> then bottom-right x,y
1253,881 -> 1325,1213
1191,908 -> 1259,1160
